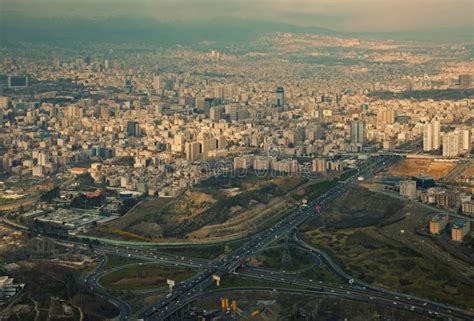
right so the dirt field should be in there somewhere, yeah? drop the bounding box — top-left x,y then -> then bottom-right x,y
387,158 -> 456,179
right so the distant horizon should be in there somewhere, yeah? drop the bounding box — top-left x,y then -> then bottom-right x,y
1,14 -> 473,47
0,0 -> 473,33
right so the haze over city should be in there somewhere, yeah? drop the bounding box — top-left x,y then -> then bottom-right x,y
0,1 -> 473,321
2,0 -> 473,31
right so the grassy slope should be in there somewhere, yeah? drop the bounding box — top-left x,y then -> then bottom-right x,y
301,186 -> 474,309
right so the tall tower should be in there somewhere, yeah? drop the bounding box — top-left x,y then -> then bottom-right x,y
215,85 -> 224,99
153,75 -> 161,92
432,120 -> 441,149
350,120 -> 365,145
275,87 -> 284,108
459,74 -> 472,90
423,123 -> 433,151
423,120 -> 440,151
124,75 -> 133,94
460,128 -> 472,153
442,132 -> 460,157
126,121 -> 139,137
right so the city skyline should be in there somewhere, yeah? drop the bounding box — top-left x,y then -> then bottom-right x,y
0,1 -> 473,321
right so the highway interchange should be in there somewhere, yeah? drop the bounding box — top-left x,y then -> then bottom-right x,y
75,155 -> 474,321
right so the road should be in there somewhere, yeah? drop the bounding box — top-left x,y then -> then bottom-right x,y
236,271 -> 472,321
94,245 -> 210,269
92,231 -> 473,321
183,286 -> 467,321
370,187 -> 474,222
442,160 -> 472,183
290,235 -> 473,320
83,255 -> 132,321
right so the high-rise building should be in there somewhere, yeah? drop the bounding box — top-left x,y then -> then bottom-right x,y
275,87 -> 284,107
0,96 -> 8,109
124,75 -> 133,94
459,128 -> 472,154
126,121 -> 139,137
65,105 -> 83,121
224,84 -> 238,100
462,201 -> 474,217
432,120 -> 441,150
195,97 -> 206,111
153,75 -> 161,91
215,85 -> 224,99
400,180 -> 417,199
429,214 -> 448,234
185,142 -> 202,162
459,74 -> 472,89
185,137 -> 226,162
210,106 -> 224,121
451,220 -> 470,241
376,109 -> 395,124
442,131 -> 460,157
350,120 -> 365,145
100,106 -> 110,120
423,120 -> 440,151
225,104 -> 239,121
312,158 -> 327,173
423,123 -> 433,151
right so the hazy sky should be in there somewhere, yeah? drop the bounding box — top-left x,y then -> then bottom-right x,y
1,0 -> 473,32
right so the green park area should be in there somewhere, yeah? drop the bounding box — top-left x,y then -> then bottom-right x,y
99,263 -> 197,291
103,255 -> 145,269
256,246 -> 314,272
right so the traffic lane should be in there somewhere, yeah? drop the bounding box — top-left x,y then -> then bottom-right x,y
238,271 -> 472,321
84,256 -> 132,321
293,235 -> 472,319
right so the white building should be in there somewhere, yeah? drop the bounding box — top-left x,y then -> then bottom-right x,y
400,180 -> 417,199
423,120 -> 440,151
442,131 -> 460,157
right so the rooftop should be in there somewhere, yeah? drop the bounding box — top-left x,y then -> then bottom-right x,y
452,219 -> 469,229
431,214 -> 447,222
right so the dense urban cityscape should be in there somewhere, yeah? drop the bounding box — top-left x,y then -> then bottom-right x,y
0,1 -> 473,320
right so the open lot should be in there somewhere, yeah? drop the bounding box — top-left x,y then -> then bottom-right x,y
387,158 -> 456,180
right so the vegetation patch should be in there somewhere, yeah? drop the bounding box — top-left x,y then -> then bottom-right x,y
99,263 -> 197,290
254,246 -> 314,271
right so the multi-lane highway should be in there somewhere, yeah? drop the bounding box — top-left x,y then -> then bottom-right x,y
87,231 -> 474,321
237,269 -> 473,321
